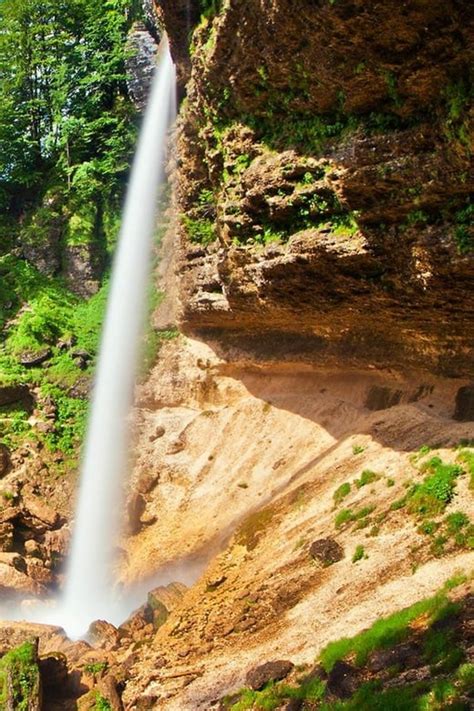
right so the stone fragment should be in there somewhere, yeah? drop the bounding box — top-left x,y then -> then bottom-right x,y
309,538 -> 344,566
246,660 -> 294,690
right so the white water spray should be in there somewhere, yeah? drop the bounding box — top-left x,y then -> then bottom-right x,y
59,41 -> 176,638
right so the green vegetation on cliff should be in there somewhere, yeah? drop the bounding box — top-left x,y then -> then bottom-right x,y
0,641 -> 41,710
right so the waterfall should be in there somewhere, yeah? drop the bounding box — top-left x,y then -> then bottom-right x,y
59,40 -> 176,638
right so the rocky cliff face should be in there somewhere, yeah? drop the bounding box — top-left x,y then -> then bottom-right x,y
157,0 -> 473,377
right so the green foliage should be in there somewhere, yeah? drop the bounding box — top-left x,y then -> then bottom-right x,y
199,0 -> 222,20
457,449 -> 474,489
352,445 -> 365,455
333,482 -> 351,506
94,694 -> 112,711
335,505 -> 376,529
183,215 -> 217,245
319,577 -> 464,671
405,457 -> 463,517
0,642 -> 40,711
355,469 -> 379,489
0,0 -> 140,213
223,676 -> 326,710
352,545 -> 365,563
84,662 -> 108,675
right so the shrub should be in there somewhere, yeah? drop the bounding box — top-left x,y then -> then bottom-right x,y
355,470 -> 379,489
406,457 -> 463,517
333,482 -> 351,506
352,545 -> 365,563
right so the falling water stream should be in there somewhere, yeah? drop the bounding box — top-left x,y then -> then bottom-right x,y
58,40 -> 176,637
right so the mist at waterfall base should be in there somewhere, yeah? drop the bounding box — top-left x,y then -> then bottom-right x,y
0,42 -> 177,638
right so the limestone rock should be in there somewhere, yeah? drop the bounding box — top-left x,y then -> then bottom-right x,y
309,538 -> 344,566
246,660 -> 294,690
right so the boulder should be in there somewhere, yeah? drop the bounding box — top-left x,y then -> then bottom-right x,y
326,661 -> 359,699
246,660 -> 294,690
19,349 -> 52,368
309,538 -> 344,566
0,444 -> 11,477
21,495 -> 60,531
87,621 -> 120,652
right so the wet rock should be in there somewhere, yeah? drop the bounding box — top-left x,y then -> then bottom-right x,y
309,538 -> 344,566
0,444 -> 11,477
246,660 -> 294,690
326,661 -> 359,699
125,22 -> 159,111
20,349 -> 52,368
87,620 -> 120,652
454,385 -> 474,422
